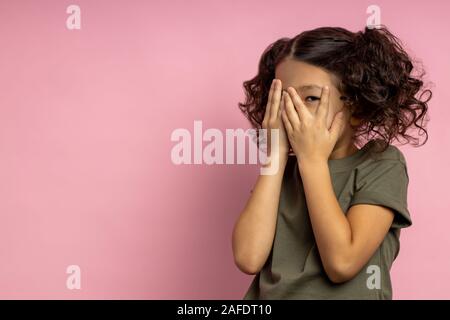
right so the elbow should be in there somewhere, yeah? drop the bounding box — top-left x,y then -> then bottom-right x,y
237,263 -> 261,276
324,258 -> 357,284
233,254 -> 262,275
231,227 -> 264,275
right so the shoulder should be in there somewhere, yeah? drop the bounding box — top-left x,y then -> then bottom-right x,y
370,139 -> 406,161
360,139 -> 407,165
355,140 -> 409,179
349,140 -> 412,229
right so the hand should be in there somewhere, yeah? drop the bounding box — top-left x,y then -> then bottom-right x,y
280,86 -> 346,163
261,79 -> 290,162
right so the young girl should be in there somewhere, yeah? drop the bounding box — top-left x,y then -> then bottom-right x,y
232,25 -> 430,299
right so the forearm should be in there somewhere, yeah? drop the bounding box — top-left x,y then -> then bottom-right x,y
232,155 -> 288,274
298,159 -> 353,277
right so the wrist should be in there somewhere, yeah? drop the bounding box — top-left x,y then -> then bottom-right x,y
261,152 -> 288,167
260,154 -> 288,177
297,157 -> 328,172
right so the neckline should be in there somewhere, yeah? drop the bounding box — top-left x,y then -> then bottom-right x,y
327,140 -> 374,171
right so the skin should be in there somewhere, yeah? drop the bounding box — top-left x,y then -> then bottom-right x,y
232,58 -> 394,283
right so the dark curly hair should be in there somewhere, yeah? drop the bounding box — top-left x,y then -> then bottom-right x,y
238,25 -> 431,153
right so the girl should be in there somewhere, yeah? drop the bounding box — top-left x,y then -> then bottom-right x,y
232,25 -> 430,299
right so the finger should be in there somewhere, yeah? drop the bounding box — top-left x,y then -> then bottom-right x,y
316,85 -> 330,122
270,79 -> 282,120
287,87 -> 311,121
283,91 -> 301,127
263,79 -> 276,125
329,110 -> 346,142
278,92 -> 285,118
281,108 -> 293,135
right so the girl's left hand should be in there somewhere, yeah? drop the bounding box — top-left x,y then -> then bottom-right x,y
280,86 -> 346,163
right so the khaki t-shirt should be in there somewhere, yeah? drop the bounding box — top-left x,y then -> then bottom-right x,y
243,139 -> 412,300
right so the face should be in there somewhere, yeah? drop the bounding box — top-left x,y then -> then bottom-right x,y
274,58 -> 352,138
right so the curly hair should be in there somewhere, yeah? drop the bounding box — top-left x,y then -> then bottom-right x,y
238,25 -> 431,153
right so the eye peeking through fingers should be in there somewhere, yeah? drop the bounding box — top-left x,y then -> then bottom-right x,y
304,96 -> 320,103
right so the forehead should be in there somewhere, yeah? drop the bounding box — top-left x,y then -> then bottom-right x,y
275,58 -> 339,91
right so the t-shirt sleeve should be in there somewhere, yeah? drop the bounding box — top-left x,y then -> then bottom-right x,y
349,159 -> 412,229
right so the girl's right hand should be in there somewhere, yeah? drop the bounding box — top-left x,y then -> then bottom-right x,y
261,78 -> 290,161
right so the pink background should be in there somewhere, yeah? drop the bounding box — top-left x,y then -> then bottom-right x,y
0,0 -> 448,299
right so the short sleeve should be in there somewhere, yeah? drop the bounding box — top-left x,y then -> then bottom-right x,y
349,159 -> 412,229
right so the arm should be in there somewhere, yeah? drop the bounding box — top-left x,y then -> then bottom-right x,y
280,85 -> 395,284
232,155 -> 288,275
232,78 -> 290,275
298,159 -> 394,283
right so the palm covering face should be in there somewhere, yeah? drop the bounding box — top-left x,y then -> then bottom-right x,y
261,79 -> 290,159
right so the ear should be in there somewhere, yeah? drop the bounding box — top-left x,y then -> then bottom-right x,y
350,116 -> 363,126
344,100 -> 363,127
